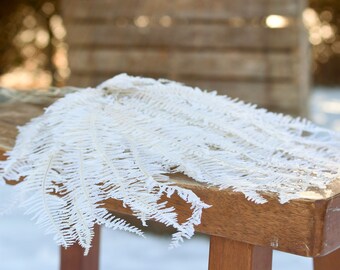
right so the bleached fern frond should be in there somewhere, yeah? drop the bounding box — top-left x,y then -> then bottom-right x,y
1,73 -> 339,253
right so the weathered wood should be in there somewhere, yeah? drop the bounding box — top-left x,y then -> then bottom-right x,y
68,49 -> 293,80
208,236 -> 272,270
0,87 -> 78,106
66,23 -> 297,50
62,0 -> 302,21
0,77 -> 297,115
67,74 -> 299,113
102,176 -> 339,257
0,103 -> 44,151
314,248 -> 340,270
295,0 -> 311,117
181,80 -> 299,109
1,97 -> 338,257
65,74 -> 108,88
61,0 -> 309,115
60,225 -> 100,270
318,192 -> 340,256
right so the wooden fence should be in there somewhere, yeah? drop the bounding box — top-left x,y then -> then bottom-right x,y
61,0 -> 310,115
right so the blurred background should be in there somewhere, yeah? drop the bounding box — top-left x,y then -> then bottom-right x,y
0,0 -> 339,269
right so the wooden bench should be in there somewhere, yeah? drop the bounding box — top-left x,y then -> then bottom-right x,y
62,0 -> 310,117
0,91 -> 339,270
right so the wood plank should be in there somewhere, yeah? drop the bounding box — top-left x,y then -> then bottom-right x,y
0,87 -> 79,106
68,49 -> 293,80
102,177 -> 339,257
62,0 -> 302,21
295,1 -> 311,118
180,80 -> 299,109
66,75 -> 107,88
61,0 -> 309,117
208,236 -> 272,270
60,225 -> 100,270
65,23 -> 297,50
66,74 -> 300,114
317,193 -> 340,256
0,94 -> 339,258
66,73 -> 301,114
314,248 -> 340,270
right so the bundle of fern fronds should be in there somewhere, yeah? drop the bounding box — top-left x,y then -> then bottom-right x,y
1,74 -> 339,253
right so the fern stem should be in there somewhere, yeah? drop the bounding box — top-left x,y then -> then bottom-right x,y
42,154 -> 67,246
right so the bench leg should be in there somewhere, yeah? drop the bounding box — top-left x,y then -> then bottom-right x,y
60,225 -> 100,270
208,236 -> 272,270
314,248 -> 340,270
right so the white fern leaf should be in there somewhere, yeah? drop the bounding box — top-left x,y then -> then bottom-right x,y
1,74 -> 339,253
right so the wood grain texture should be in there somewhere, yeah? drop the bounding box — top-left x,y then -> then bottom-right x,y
0,103 -> 43,151
208,236 -> 272,270
295,0 -> 311,117
67,75 -> 299,112
0,97 -> 338,258
62,0 -> 302,20
66,23 -> 297,50
314,248 -> 340,270
68,49 -> 293,80
61,0 -> 309,115
180,80 -> 299,110
102,177 -> 338,257
0,87 -> 79,106
318,194 -> 340,256
60,225 -> 100,270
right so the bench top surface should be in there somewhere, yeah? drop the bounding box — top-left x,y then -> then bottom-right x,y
0,93 -> 339,258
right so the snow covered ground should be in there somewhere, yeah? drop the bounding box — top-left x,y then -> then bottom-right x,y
0,213 -> 313,270
310,87 -> 340,132
1,87 -> 339,270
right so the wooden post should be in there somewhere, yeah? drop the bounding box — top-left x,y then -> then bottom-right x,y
208,236 -> 272,270
314,248 -> 340,270
60,225 -> 100,270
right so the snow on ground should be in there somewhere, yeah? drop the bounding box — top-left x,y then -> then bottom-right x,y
1,88 -> 339,270
0,212 -> 313,270
310,87 -> 340,132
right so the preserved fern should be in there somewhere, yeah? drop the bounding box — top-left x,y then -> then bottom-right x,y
1,74 -> 339,253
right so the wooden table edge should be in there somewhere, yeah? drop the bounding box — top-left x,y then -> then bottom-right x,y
103,179 -> 339,257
